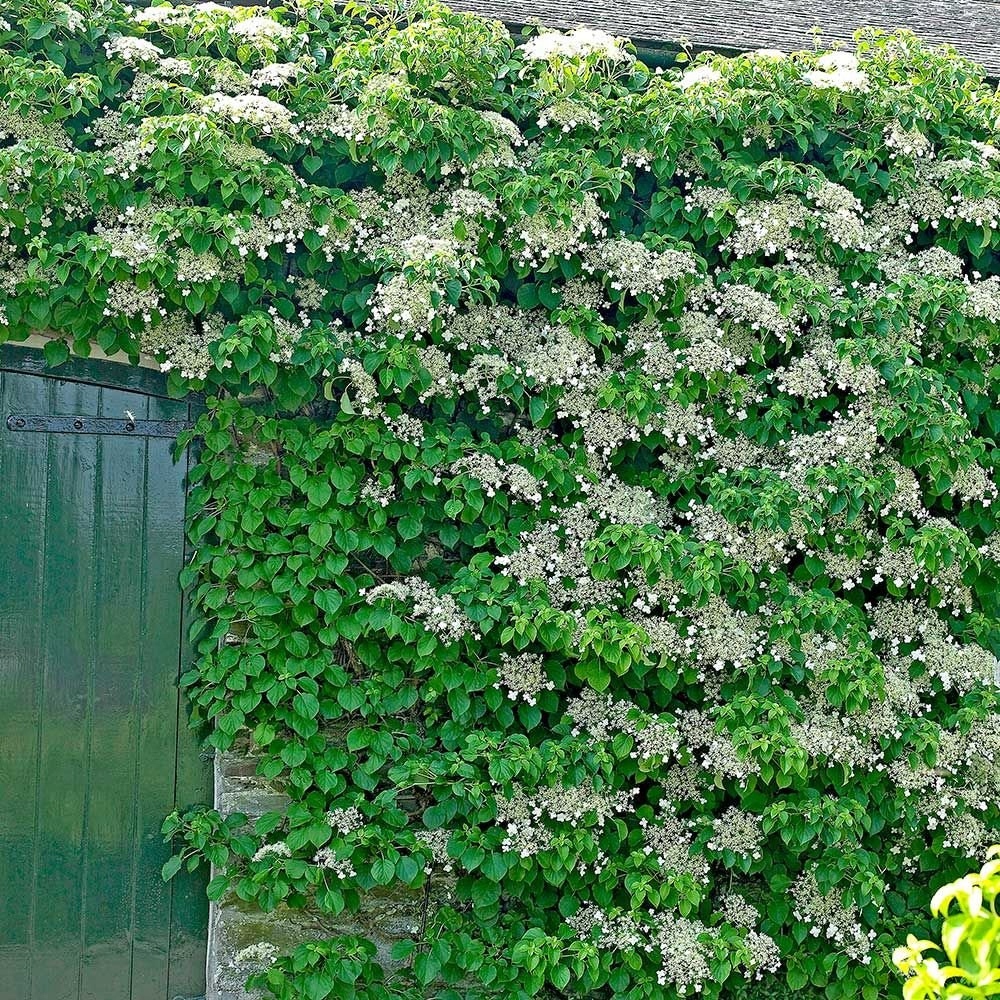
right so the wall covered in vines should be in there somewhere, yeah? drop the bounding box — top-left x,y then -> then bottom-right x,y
2,1 -> 999,997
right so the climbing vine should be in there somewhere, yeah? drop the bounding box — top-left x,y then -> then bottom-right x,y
2,1 -> 999,997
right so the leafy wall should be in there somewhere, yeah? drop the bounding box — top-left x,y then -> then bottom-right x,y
2,1 -> 1000,997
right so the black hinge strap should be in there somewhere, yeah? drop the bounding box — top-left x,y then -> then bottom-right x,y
6,414 -> 191,438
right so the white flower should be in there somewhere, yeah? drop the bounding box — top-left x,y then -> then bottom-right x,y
251,841 -> 291,863
679,65 -> 722,89
521,26 -> 631,64
133,5 -> 186,24
752,48 -> 786,59
229,15 -> 293,42
53,2 -> 85,32
155,56 -> 194,77
816,50 -> 860,71
105,35 -> 164,64
251,62 -> 301,88
804,66 -> 869,92
971,140 -> 1000,161
202,92 -> 299,136
803,50 -> 869,91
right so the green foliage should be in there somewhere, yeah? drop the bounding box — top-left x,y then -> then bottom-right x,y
894,848 -> 1000,1000
247,937 -> 421,1000
3,1 -> 1000,998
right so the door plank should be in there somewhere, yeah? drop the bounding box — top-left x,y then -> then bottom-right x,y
158,398 -> 211,1000
0,369 -> 50,1000
136,394 -> 199,1000
80,388 -> 149,1000
31,378 -> 101,1000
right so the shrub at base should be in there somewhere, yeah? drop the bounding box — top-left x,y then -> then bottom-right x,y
895,847 -> 1000,1000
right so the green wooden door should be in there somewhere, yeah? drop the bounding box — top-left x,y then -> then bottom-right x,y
0,348 -> 210,1000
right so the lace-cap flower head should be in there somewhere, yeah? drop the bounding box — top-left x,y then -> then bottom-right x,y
521,26 -> 633,64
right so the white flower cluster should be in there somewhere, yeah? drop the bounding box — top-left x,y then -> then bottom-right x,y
450,453 -> 543,503
521,27 -> 633,65
251,62 -> 302,89
706,806 -> 765,862
413,829 -> 454,874
229,16 -> 294,43
538,98 -> 603,133
232,942 -> 278,971
325,806 -> 364,835
679,66 -> 722,90
791,870 -> 876,963
513,192 -> 607,269
359,478 -> 396,508
583,238 -> 701,301
495,652 -> 554,706
803,51 -> 869,93
496,781 -> 638,858
566,905 -> 644,951
142,312 -> 226,381
652,914 -> 713,993
200,92 -> 300,137
640,809 -> 711,885
367,272 -> 453,338
102,280 -> 165,325
568,689 -> 682,765
252,841 -> 292,863
312,848 -> 356,879
104,35 -> 163,65
363,579 -> 475,645
567,894 -> 780,989
713,282 -> 796,340
885,120 -> 934,160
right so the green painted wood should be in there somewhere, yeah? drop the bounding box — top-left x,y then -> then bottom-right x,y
0,355 -> 210,1000
0,346 -> 173,399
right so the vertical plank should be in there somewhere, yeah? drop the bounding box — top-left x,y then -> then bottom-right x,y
133,393 -> 197,1000
28,378 -> 101,1000
162,399 -> 212,1000
79,390 -> 150,1000
0,369 -> 48,1000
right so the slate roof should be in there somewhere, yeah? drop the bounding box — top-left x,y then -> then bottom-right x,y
449,0 -> 1000,76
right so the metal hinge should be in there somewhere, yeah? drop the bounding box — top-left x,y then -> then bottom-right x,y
6,414 -> 190,438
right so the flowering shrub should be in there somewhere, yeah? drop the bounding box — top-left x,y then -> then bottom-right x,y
894,848 -> 1000,1000
2,1 -> 999,998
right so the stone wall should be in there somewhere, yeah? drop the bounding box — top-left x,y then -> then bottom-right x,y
207,753 -> 433,1000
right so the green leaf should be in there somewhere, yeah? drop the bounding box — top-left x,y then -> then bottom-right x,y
480,854 -> 507,881
396,855 -> 420,883
161,855 -> 183,881
371,857 -> 395,884
293,691 -> 320,719
315,589 -> 342,615
398,515 -> 422,540
308,482 -> 333,508
206,874 -> 229,901
309,522 -> 333,547
43,339 -> 70,366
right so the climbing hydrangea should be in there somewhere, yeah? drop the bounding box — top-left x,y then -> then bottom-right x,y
2,2 -> 999,999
